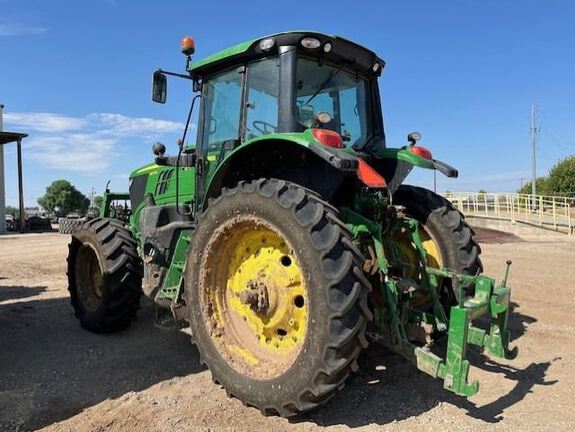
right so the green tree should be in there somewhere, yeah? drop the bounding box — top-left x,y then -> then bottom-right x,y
38,180 -> 90,217
93,195 -> 103,210
518,177 -> 550,195
546,155 -> 575,196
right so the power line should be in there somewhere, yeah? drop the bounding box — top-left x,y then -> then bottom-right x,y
539,109 -> 575,151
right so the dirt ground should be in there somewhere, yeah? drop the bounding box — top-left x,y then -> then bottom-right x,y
1,229 -> 574,431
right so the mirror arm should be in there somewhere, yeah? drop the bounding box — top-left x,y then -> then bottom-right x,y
157,68 -> 194,80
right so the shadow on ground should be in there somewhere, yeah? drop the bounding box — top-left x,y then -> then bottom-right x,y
0,290 -> 205,431
295,301 -> 558,428
0,284 -> 47,303
0,283 -> 557,431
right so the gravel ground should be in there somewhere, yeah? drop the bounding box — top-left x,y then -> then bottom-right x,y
0,230 -> 573,431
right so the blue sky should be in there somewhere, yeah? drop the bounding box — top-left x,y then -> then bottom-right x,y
1,0 -> 574,206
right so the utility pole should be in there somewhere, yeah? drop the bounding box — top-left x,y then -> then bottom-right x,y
90,187 -> 95,209
0,104 -> 5,233
530,104 -> 537,210
433,170 -> 437,193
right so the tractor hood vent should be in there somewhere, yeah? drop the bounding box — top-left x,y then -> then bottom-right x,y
155,168 -> 175,196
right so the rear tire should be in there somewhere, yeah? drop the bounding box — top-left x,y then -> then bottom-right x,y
184,179 -> 372,416
393,185 -> 483,276
67,218 -> 142,333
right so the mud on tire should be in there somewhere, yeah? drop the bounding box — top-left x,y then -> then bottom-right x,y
67,218 -> 142,333
184,178 -> 372,417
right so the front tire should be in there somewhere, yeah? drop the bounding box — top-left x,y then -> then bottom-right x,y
67,218 -> 142,333
184,179 -> 372,416
59,218 -> 83,234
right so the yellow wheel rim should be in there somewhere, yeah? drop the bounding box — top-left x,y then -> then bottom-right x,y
199,217 -> 308,379
421,229 -> 442,269
75,243 -> 105,312
396,226 -> 443,275
395,225 -> 443,308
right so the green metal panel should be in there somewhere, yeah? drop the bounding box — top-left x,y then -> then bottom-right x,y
155,229 -> 193,303
375,147 -> 435,169
202,129 -> 355,202
190,39 -> 256,72
128,164 -> 196,238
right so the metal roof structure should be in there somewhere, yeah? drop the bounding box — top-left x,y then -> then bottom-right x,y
0,107 -> 28,233
0,131 -> 28,145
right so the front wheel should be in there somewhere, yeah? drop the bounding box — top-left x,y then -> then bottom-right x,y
67,218 -> 142,333
184,179 -> 372,416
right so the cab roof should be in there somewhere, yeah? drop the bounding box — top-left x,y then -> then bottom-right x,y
189,30 -> 384,77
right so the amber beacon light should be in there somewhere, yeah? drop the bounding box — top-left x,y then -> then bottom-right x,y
181,36 -> 195,55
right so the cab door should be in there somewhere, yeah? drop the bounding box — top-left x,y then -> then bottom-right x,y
195,66 -> 244,210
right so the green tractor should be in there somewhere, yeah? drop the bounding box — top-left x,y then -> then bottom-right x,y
67,31 -> 517,416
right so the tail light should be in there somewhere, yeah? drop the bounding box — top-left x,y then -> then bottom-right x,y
312,129 -> 344,149
409,145 -> 432,160
357,158 -> 387,188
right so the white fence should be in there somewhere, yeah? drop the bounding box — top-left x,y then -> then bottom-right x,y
443,192 -> 575,235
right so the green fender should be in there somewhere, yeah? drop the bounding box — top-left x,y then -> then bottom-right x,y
375,146 -> 458,178
201,129 -> 359,208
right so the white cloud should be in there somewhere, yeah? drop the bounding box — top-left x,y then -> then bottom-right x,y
3,111 -> 185,172
4,112 -> 86,132
90,113 -> 184,136
24,134 -> 116,173
0,22 -> 47,37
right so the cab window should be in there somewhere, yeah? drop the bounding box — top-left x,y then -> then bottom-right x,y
245,58 -> 279,139
295,57 -> 372,148
201,67 -> 242,153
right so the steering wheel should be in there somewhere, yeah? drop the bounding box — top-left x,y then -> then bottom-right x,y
252,120 -> 277,135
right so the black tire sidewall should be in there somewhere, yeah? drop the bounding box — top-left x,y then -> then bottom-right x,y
185,184 -> 356,411
68,218 -> 141,333
69,227 -> 112,323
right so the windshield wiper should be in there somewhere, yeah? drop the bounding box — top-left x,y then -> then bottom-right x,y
303,62 -> 348,106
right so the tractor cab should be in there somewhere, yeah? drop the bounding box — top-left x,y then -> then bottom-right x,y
150,32 -> 396,213
154,31 -> 385,156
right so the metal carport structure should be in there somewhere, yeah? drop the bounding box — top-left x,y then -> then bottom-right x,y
0,104 -> 28,233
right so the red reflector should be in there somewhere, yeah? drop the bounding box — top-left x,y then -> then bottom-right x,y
357,158 -> 387,188
409,145 -> 432,160
311,129 -> 344,148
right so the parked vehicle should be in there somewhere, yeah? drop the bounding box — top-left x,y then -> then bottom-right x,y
67,31 -> 517,416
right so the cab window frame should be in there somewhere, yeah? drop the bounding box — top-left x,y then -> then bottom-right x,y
242,56 -> 281,142
293,54 -> 377,149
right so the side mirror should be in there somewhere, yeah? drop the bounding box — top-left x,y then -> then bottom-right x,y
152,71 -> 167,103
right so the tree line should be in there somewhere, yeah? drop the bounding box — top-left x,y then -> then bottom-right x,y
518,155 -> 575,197
35,180 -> 101,218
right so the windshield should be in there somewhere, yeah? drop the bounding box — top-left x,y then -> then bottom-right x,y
295,57 -> 372,148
